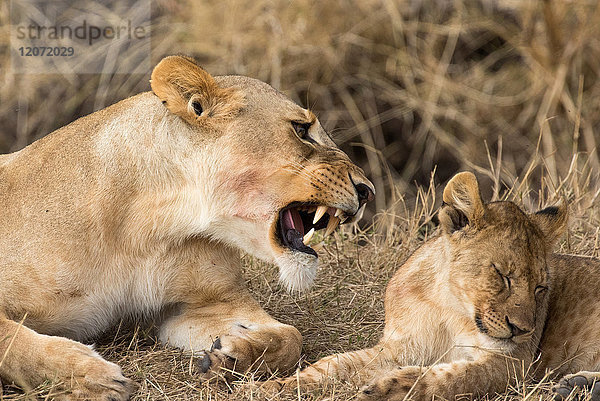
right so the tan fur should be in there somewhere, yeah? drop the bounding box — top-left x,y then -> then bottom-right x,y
0,55 -> 373,400
266,172 -> 600,401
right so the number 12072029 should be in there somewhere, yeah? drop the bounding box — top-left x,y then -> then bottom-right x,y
18,47 -> 75,56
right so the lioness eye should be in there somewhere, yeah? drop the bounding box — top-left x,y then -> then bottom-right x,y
192,101 -> 203,116
291,121 -> 312,140
535,285 -> 548,296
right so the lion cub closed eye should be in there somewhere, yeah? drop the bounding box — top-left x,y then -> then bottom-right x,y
265,171 -> 600,401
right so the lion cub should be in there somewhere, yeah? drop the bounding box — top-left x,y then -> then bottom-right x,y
266,172 -> 600,401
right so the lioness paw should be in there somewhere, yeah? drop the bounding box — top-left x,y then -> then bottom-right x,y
60,353 -> 137,401
553,372 -> 600,401
197,340 -> 238,381
197,324 -> 301,380
196,334 -> 262,380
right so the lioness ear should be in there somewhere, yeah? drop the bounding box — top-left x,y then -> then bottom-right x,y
150,55 -> 243,124
439,172 -> 485,234
531,201 -> 568,246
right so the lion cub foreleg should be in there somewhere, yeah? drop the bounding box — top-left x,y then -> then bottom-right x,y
0,315 -> 136,400
159,293 -> 302,379
258,344 -> 397,394
358,355 -> 524,401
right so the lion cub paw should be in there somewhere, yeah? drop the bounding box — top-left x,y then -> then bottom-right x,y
553,372 -> 600,401
359,367 -> 425,401
235,379 -> 288,398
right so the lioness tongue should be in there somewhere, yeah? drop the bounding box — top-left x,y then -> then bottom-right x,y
282,208 -> 304,236
281,208 -> 317,257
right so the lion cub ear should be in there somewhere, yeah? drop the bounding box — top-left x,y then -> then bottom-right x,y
439,172 -> 485,234
150,55 -> 243,125
531,201 -> 568,246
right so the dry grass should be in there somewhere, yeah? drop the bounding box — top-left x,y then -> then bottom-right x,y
2,0 -> 600,215
1,153 -> 598,401
1,0 -> 600,400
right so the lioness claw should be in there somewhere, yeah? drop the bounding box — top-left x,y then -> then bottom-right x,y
0,54 -> 372,395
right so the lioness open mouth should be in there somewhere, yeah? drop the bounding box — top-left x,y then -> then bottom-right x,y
277,203 -> 350,257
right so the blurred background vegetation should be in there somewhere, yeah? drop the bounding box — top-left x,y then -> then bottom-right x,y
1,2 -> 600,399
1,0 -> 599,220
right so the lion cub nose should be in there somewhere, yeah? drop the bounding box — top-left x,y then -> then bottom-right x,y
355,183 -> 375,207
506,317 -> 532,337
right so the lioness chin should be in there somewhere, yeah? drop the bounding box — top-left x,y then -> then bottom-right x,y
0,55 -> 374,400
264,172 -> 600,401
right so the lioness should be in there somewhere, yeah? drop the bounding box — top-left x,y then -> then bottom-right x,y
0,55 -> 374,400
265,172 -> 600,401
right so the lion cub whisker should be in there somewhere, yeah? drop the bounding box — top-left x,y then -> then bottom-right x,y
262,172 -> 600,401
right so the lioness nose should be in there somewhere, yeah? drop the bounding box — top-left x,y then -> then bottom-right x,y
506,317 -> 531,337
355,183 -> 375,207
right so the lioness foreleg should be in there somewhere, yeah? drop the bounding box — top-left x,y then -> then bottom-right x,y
159,294 -> 302,379
0,315 -> 136,400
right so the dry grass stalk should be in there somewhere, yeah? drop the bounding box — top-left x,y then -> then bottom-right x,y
1,0 -> 599,399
